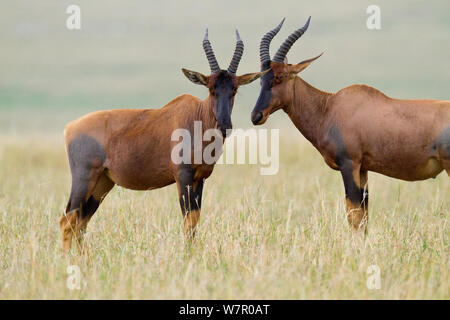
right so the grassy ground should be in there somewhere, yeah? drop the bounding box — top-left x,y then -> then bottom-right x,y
0,132 -> 448,299
0,1 -> 448,299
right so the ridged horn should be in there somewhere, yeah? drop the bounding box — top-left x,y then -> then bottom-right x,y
227,29 -> 244,75
272,16 -> 311,63
203,29 -> 221,74
259,18 -> 285,64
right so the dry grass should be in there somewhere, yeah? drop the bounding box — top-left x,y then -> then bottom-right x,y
0,132 -> 448,299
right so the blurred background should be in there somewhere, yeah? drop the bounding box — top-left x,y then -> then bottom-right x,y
1,0 -> 449,133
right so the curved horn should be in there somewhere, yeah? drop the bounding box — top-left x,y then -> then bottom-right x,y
259,18 -> 285,64
203,29 -> 221,74
227,29 -> 244,75
272,16 -> 311,63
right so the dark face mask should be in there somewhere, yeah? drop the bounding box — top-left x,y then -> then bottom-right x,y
213,71 -> 235,137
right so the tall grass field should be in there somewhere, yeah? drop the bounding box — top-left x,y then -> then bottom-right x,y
0,1 -> 448,299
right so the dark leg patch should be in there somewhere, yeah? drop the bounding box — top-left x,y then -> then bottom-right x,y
329,125 -> 366,205
327,124 -> 351,167
435,126 -> 450,158
68,134 -> 106,171
176,165 -> 205,239
339,158 -> 363,205
66,134 -> 106,213
83,196 -> 100,217
177,165 -> 202,215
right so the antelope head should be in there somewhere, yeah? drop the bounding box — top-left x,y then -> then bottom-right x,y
251,17 -> 323,125
182,29 -> 267,137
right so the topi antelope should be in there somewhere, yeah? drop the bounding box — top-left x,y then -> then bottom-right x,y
251,17 -> 450,231
60,29 -> 266,252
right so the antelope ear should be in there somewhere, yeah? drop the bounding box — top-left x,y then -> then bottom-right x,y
290,52 -> 323,74
182,68 -> 209,86
237,69 -> 270,86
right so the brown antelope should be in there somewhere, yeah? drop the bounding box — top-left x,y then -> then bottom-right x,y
251,17 -> 450,231
60,29 -> 266,252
